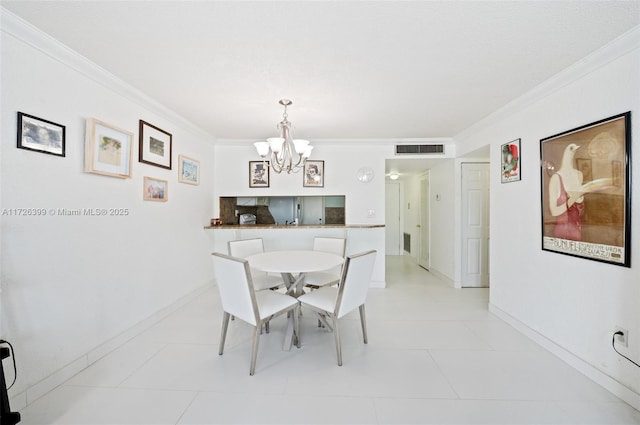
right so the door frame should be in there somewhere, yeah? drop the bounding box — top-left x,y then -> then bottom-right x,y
418,171 -> 430,270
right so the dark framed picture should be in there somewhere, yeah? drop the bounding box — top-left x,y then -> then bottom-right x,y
178,154 -> 200,185
139,120 -> 172,169
501,138 -> 521,183
143,176 -> 168,202
84,118 -> 133,179
17,112 -> 65,157
249,161 -> 269,188
540,111 -> 631,267
303,160 -> 324,187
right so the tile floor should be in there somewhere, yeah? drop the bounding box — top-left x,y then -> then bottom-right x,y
18,256 -> 640,424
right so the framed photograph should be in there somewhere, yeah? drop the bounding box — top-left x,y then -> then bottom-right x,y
139,120 -> 172,169
540,111 -> 631,267
84,118 -> 133,178
249,161 -> 269,188
17,112 -> 65,157
501,138 -> 521,183
178,154 -> 200,185
143,177 -> 168,202
303,160 -> 324,187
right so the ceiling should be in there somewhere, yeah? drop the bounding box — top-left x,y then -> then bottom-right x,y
3,1 -> 639,176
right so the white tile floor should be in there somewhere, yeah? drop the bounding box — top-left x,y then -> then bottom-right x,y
18,256 -> 640,424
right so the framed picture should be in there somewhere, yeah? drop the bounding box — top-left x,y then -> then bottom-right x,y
178,154 -> 200,185
501,138 -> 521,183
249,161 -> 269,188
17,112 -> 65,157
139,120 -> 172,169
143,176 -> 168,202
84,118 -> 133,178
540,111 -> 631,267
303,160 -> 324,187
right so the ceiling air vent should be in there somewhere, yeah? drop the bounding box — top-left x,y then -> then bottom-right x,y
395,144 -> 444,155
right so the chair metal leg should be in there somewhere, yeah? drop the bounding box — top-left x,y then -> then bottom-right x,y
249,325 -> 261,376
294,305 -> 301,348
359,304 -> 368,344
332,316 -> 342,366
316,313 -> 333,331
219,312 -> 230,355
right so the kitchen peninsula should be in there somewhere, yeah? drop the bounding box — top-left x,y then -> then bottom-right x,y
206,196 -> 385,287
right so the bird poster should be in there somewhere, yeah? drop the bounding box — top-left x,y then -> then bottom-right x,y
501,139 -> 521,183
539,112 -> 631,267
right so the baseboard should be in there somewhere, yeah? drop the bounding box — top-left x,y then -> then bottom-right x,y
9,281 -> 214,410
489,303 -> 640,411
428,267 -> 454,287
370,279 -> 386,288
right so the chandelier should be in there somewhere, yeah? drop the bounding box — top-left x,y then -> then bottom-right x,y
254,99 -> 313,174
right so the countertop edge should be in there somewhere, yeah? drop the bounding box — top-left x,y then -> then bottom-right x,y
204,224 -> 385,230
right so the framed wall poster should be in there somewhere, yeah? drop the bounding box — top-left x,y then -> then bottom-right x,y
501,138 -> 521,183
84,118 -> 133,178
17,112 -> 65,157
540,111 -> 631,267
143,176 -> 168,202
303,160 -> 324,187
249,161 -> 269,188
178,154 -> 200,185
139,120 -> 172,169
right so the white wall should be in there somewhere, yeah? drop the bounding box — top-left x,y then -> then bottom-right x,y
456,28 -> 640,400
214,143 -> 387,224
428,160 -> 456,282
1,12 -> 215,402
402,160 -> 456,283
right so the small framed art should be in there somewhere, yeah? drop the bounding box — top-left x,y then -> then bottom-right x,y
17,112 -> 65,157
501,138 -> 521,183
143,177 -> 168,202
178,154 -> 200,185
540,111 -> 631,267
249,161 -> 269,188
303,160 -> 324,187
84,118 -> 133,178
139,120 -> 172,169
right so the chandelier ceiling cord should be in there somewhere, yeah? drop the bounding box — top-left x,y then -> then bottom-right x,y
254,99 -> 313,174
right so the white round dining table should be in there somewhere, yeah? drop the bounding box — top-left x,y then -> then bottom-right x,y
246,250 -> 343,296
245,250 -> 344,350
246,250 -> 344,275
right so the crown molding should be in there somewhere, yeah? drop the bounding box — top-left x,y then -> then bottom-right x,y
1,7 -> 214,141
214,137 -> 454,146
455,25 -> 640,142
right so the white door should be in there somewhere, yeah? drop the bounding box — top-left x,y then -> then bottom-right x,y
418,173 -> 430,270
461,163 -> 490,287
385,182 -> 401,255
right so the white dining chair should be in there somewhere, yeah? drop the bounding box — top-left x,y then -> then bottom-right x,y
297,249 -> 376,366
212,252 -> 300,375
228,238 -> 283,291
303,237 -> 346,290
